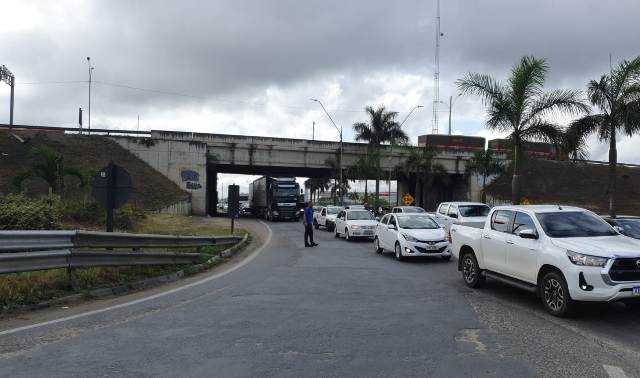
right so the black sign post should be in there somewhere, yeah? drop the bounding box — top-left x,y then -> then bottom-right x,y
92,161 -> 132,232
227,185 -> 240,233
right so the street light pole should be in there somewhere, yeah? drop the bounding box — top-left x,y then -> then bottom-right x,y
448,94 -> 461,135
311,98 -> 343,206
86,57 -> 94,134
399,105 -> 424,127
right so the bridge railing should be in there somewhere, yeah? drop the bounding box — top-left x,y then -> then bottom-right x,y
0,230 -> 242,274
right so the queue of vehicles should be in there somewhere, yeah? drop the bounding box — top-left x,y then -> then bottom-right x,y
309,200 -> 640,317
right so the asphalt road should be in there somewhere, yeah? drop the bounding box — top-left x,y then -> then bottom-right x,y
1,219 -> 640,377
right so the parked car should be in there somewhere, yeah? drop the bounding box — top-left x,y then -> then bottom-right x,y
391,206 -> 426,214
434,202 -> 490,232
602,215 -> 640,239
450,205 -> 640,317
374,213 -> 450,261
313,206 -> 343,231
334,209 -> 377,240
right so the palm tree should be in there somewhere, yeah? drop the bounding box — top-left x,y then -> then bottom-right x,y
465,150 -> 504,203
558,126 -> 589,162
353,105 -> 408,208
349,151 -> 379,202
569,57 -> 640,216
401,146 -> 448,209
13,146 -> 83,197
457,56 -> 588,204
305,177 -> 329,202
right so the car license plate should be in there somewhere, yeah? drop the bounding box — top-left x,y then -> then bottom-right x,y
633,287 -> 640,296
426,245 -> 438,251
364,231 -> 373,235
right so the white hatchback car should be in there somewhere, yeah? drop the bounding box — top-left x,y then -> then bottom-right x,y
334,209 -> 377,240
374,213 -> 451,261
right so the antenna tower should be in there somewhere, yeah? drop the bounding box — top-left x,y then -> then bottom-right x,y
431,0 -> 441,134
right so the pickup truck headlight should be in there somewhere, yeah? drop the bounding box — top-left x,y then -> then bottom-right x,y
402,233 -> 419,242
566,250 -> 608,267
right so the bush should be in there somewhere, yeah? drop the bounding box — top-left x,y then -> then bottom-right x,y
0,193 -> 61,230
61,201 -> 104,226
114,205 -> 147,231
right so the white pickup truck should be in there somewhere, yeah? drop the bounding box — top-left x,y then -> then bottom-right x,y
450,205 -> 640,317
313,206 -> 343,231
434,202 -> 490,232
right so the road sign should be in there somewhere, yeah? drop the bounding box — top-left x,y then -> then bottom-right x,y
402,193 -> 415,206
227,185 -> 240,233
92,162 -> 132,232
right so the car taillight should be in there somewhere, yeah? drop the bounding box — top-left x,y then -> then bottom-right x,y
448,230 -> 452,243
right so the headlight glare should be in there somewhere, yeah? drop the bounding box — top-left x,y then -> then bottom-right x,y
566,250 -> 608,267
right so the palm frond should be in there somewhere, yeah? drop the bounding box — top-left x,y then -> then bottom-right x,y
456,72 -> 506,105
523,89 -> 589,126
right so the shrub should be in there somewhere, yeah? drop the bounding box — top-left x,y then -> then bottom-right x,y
0,193 -> 61,230
114,205 -> 147,231
61,201 -> 104,226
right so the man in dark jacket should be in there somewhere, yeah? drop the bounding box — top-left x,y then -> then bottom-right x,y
304,201 -> 318,247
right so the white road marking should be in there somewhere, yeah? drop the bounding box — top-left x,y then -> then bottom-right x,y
0,220 -> 272,337
603,365 -> 629,378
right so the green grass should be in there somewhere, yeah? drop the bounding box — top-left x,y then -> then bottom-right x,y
0,214 -> 246,312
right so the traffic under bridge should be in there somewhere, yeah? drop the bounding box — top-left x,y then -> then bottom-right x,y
112,131 -> 490,215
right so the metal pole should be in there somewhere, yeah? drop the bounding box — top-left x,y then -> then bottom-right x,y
106,161 -> 115,232
312,121 -> 315,141
311,98 -> 344,206
87,57 -> 93,134
448,95 -> 452,135
9,81 -> 14,127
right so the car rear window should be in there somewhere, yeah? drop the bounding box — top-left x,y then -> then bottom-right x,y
459,205 -> 490,217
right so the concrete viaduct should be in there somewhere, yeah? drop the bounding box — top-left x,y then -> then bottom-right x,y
112,130 -> 487,215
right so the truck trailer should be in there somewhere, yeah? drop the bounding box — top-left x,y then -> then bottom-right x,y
249,176 -> 302,221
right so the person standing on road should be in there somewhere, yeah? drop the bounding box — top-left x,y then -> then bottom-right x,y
304,201 -> 318,247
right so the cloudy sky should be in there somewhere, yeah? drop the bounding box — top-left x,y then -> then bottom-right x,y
1,0 -> 639,193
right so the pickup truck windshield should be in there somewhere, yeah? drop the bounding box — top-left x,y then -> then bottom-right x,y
536,211 -> 618,238
397,215 -> 439,229
459,205 -> 490,217
347,211 -> 374,220
327,207 -> 341,215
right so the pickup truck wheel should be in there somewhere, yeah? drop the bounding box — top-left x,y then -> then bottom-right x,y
314,220 -> 319,230
374,237 -> 383,254
345,229 -> 351,241
334,227 -> 340,238
540,271 -> 575,317
395,243 -> 404,261
461,253 -> 484,288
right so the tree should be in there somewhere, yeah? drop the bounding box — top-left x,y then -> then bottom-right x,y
465,149 -> 504,203
569,57 -> 640,216
400,146 -> 448,209
558,126 -> 589,162
353,105 -> 408,208
304,177 -> 329,202
349,151 -> 379,202
457,56 -> 588,204
13,146 -> 83,197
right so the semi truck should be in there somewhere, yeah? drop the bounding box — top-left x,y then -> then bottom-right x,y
249,176 -> 302,221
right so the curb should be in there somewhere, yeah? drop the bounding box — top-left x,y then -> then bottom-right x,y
1,233 -> 251,314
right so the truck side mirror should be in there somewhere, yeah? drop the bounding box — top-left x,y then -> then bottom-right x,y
517,229 -> 538,240
449,213 -> 458,219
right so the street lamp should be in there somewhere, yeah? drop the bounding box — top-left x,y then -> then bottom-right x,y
311,98 -> 344,206
448,94 -> 462,135
86,57 -> 94,134
399,105 -> 424,127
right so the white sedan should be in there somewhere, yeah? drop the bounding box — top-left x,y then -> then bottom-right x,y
374,213 -> 451,261
334,209 -> 377,240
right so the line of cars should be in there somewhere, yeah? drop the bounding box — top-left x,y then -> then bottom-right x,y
314,201 -> 640,317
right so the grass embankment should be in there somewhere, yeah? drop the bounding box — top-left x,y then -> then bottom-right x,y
0,214 -> 247,312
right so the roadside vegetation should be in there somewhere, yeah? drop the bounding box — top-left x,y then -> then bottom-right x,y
0,213 -> 247,312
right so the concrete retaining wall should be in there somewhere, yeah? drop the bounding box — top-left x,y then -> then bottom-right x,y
111,137 -> 208,215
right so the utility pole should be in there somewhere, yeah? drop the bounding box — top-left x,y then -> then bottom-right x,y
312,121 -> 315,141
78,107 -> 83,134
86,57 -> 94,134
137,114 -> 140,132
448,95 -> 452,135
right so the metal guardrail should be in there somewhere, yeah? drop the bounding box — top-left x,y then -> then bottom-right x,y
0,231 -> 243,274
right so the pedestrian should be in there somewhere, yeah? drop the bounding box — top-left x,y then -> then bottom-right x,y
304,201 -> 318,247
